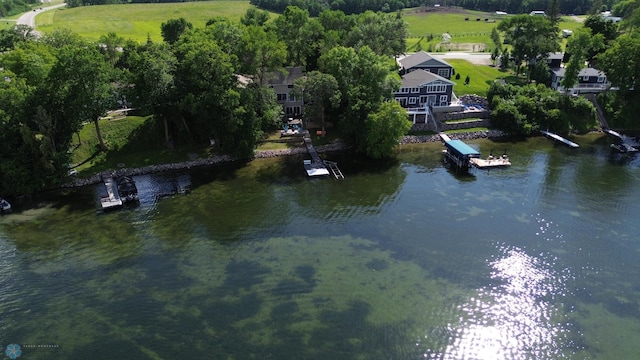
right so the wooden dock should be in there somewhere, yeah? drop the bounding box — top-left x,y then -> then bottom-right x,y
470,156 -> 511,168
540,130 -> 579,148
100,176 -> 123,210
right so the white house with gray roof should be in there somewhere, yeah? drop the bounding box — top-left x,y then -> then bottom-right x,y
550,67 -> 609,94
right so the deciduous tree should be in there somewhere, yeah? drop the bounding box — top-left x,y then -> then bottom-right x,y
362,101 -> 411,158
292,71 -> 340,134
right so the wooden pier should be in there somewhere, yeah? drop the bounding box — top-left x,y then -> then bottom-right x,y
100,176 -> 123,210
540,130 -> 579,148
470,155 -> 511,168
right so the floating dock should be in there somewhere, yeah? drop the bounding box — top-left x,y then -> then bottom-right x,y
100,176 -> 123,210
470,155 -> 511,168
540,130 -> 579,148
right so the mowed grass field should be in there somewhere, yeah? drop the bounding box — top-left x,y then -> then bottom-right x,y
403,7 -> 584,52
36,1 -> 259,42
33,2 -> 585,47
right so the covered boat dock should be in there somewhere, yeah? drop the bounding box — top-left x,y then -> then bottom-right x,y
440,133 -> 481,171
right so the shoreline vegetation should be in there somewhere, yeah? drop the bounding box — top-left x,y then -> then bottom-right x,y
64,129 -> 507,188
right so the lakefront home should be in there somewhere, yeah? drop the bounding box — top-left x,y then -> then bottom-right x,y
394,69 -> 460,124
550,67 -> 609,94
267,66 -> 304,117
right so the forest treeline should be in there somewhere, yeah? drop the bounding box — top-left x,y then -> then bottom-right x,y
248,0 -> 622,16
1,0 -> 38,17
61,0 -> 625,16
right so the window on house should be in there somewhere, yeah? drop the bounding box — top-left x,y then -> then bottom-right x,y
285,107 -> 300,115
597,77 -> 605,83
289,93 -> 296,101
439,95 -> 448,106
277,94 -> 286,101
400,88 -> 410,93
411,87 -> 420,93
426,85 -> 447,93
408,97 -> 417,104
437,68 -> 450,78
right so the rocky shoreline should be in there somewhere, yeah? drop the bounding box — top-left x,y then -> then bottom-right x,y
64,130 -> 506,188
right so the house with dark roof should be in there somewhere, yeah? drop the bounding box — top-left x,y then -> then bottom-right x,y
546,52 -> 564,69
394,70 -> 461,124
550,67 -> 609,94
397,51 -> 454,79
267,66 -> 304,117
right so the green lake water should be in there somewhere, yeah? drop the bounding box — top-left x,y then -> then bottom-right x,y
1,134 -> 640,359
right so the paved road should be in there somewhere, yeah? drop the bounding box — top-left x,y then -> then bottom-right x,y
16,3 -> 66,29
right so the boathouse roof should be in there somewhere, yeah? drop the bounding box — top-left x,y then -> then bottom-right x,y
445,140 -> 480,158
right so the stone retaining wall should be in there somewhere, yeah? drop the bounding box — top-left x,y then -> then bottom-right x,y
63,129 -> 506,189
63,142 -> 353,188
401,129 -> 507,144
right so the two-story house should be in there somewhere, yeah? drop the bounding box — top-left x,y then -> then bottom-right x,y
394,69 -> 459,124
267,66 -> 304,117
397,51 -> 454,79
550,67 -> 609,94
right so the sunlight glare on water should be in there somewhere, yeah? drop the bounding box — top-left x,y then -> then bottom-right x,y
438,247 -> 571,359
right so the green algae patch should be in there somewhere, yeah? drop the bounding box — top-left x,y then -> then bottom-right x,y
178,234 -> 455,350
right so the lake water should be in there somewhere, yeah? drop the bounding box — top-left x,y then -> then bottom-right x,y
1,134 -> 640,359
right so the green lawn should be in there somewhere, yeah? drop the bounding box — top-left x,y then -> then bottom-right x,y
37,1 -> 260,42
70,116 -> 210,175
447,59 -> 509,97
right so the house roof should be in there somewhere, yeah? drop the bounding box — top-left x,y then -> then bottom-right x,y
547,52 -> 564,60
398,51 -> 452,71
552,67 -> 606,78
267,66 -> 304,86
400,69 -> 455,88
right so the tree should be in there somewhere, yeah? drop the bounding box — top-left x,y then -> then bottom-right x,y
319,45 -> 400,151
123,42 -> 178,145
292,71 -> 341,134
598,33 -> 640,96
562,28 -> 603,90
240,26 -> 280,81
240,8 -> 270,27
547,0 -> 561,27
345,11 -> 408,57
173,29 -> 254,156
0,25 -> 36,51
98,32 -> 125,66
273,6 -> 311,66
497,15 -> 559,78
46,44 -> 116,151
161,18 -> 193,45
362,101 -> 411,158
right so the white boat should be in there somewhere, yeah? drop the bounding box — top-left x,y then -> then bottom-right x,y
0,197 -> 11,213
